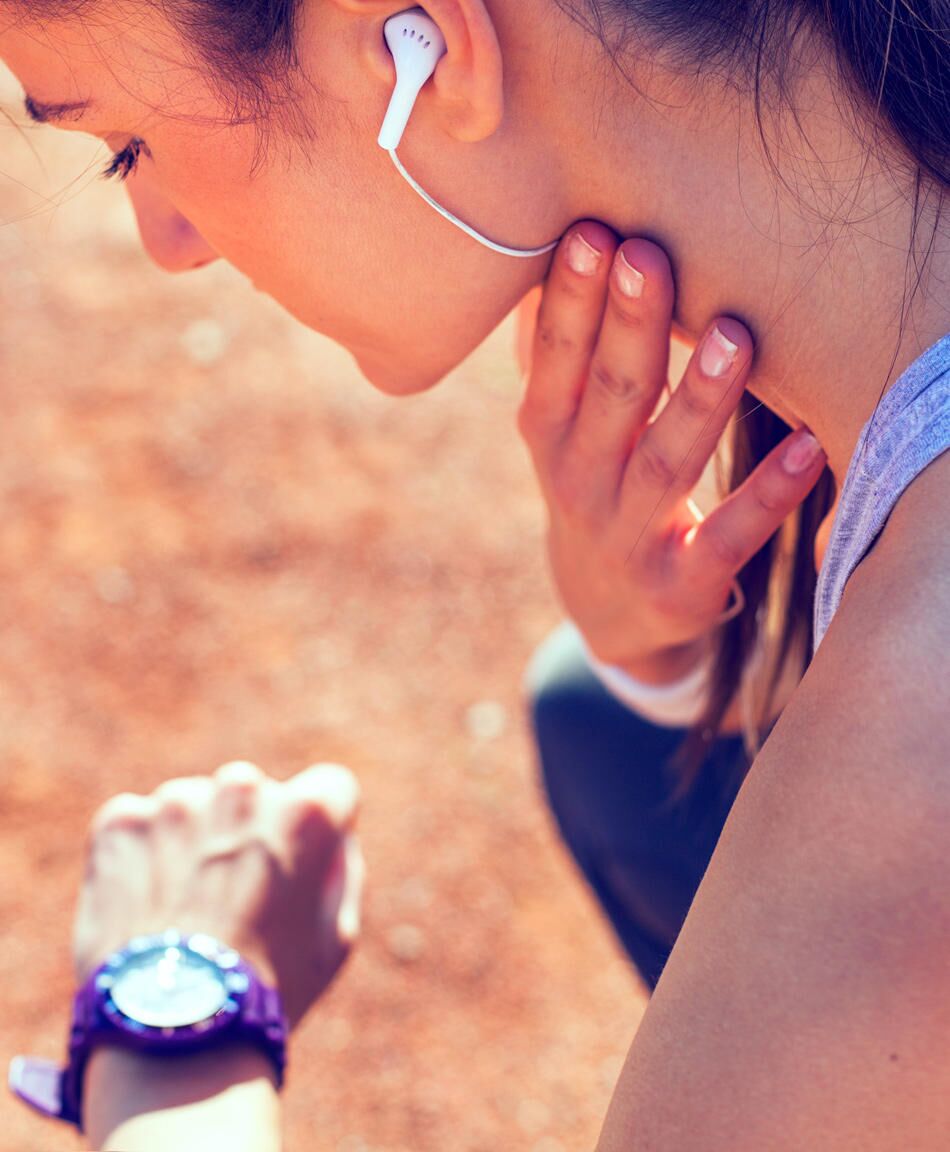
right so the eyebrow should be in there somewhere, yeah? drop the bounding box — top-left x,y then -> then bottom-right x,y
23,95 -> 92,124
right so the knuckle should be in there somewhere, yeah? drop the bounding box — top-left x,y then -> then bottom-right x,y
215,777 -> 261,802
589,360 -> 643,403
91,793 -> 152,836
705,526 -> 745,570
750,475 -> 785,515
214,790 -> 260,827
214,760 -> 263,785
554,272 -> 594,303
214,764 -> 263,803
607,293 -> 645,332
678,380 -> 720,421
630,440 -> 679,492
535,320 -> 578,358
156,799 -> 193,825
155,791 -> 197,824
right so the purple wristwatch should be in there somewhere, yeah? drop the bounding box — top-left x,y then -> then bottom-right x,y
8,929 -> 288,1133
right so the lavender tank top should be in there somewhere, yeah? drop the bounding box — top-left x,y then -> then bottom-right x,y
814,332 -> 950,650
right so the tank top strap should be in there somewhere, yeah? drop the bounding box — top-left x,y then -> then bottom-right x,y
814,332 -> 950,650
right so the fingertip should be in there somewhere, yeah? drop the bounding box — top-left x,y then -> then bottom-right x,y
608,240 -> 675,319
570,220 -> 618,255
91,791 -> 155,835
782,428 -> 826,476
710,316 -> 754,365
616,238 -> 673,289
559,221 -> 618,279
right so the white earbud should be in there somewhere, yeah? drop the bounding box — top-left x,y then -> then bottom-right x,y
378,7 -> 560,259
378,8 -> 447,151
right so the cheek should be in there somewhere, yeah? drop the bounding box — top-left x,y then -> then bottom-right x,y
158,133 -> 539,387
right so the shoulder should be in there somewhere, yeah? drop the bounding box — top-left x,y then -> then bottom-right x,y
826,447 -> 949,684
777,451 -> 950,810
729,450 -> 950,945
713,446 -> 950,940
594,455 -> 950,1151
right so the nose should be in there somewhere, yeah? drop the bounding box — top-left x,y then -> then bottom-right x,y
124,169 -> 219,273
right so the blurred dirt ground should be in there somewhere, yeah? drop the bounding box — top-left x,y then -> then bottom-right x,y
0,68 -> 644,1152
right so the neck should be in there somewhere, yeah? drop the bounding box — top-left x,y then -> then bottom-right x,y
526,11 -> 950,486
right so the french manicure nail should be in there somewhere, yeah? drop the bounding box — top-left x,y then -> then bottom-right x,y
700,326 -> 740,378
784,430 -> 824,474
567,232 -> 602,276
617,251 -> 645,298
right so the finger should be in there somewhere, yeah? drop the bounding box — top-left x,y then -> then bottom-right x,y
152,778 -> 214,894
212,761 -> 266,827
687,426 -> 828,584
518,222 -> 618,454
563,240 -> 675,505
89,791 -> 155,840
282,764 -> 361,867
153,775 -> 214,826
619,317 -> 753,534
87,792 -> 155,894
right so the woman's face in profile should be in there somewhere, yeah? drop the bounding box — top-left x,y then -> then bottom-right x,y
1,6 -> 548,394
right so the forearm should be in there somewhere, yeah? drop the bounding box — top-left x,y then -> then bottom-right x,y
83,1044 -> 282,1152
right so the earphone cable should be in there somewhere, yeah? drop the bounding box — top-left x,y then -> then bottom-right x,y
388,150 -> 560,260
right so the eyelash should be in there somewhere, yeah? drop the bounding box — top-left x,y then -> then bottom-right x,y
101,138 -> 150,181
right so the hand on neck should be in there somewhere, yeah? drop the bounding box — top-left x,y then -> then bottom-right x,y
509,3 -> 950,486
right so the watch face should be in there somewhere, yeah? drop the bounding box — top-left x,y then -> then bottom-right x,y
109,944 -> 230,1029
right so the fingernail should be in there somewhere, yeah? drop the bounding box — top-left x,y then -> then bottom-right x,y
783,430 -> 824,474
616,251 -> 645,298
567,232 -> 602,276
700,326 -> 740,378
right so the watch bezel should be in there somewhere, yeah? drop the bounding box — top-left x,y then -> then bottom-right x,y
92,930 -> 252,1043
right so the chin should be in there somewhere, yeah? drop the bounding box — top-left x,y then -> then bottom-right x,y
351,351 -> 446,397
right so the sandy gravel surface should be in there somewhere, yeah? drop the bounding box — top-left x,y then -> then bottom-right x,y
0,68 -> 643,1152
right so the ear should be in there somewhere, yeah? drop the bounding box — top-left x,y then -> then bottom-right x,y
332,0 -> 504,143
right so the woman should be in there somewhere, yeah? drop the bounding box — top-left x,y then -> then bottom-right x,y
2,0 -> 948,1148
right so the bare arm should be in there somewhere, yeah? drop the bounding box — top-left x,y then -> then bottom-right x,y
598,454 -> 950,1151
84,1045 -> 282,1152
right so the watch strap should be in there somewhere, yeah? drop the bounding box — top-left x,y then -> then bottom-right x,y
8,934 -> 287,1132
8,1056 -> 71,1124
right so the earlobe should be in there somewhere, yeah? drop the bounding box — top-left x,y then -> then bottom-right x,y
336,0 -> 504,143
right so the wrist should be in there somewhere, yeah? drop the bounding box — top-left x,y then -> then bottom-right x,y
581,634 -> 715,728
84,1043 -> 280,1152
